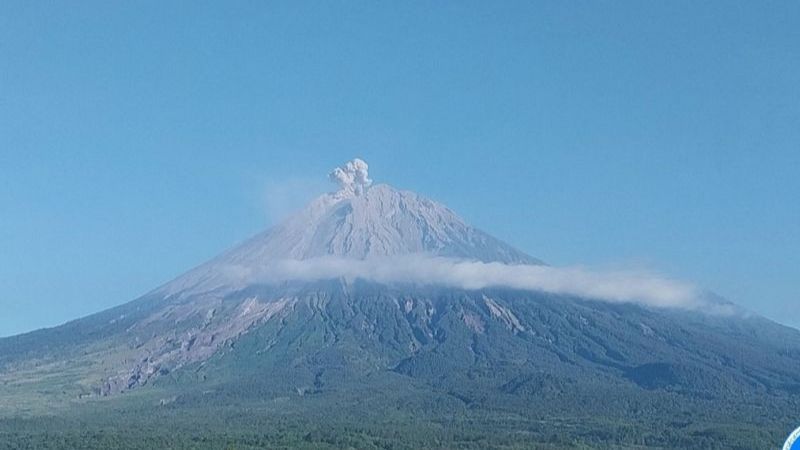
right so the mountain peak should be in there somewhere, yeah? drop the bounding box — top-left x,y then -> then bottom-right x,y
230,158 -> 539,264
227,181 -> 539,264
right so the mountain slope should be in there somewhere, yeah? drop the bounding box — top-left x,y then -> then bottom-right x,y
228,183 -> 540,263
161,182 -> 540,298
3,282 -> 799,448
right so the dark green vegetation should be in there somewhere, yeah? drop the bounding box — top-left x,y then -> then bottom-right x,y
1,282 -> 799,449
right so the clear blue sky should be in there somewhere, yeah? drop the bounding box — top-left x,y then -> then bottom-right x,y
1,1 -> 798,337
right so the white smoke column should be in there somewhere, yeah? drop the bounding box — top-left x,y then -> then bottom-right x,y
329,158 -> 372,196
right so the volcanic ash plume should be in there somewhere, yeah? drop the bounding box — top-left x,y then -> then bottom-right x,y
329,158 -> 372,195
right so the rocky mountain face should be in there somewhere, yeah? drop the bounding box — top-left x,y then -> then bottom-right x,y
161,182 -> 540,298
1,159 -> 799,448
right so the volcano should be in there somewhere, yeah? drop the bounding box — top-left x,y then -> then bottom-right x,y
1,159 -> 798,449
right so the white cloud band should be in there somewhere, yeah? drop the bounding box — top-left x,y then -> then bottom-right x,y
219,256 -> 701,309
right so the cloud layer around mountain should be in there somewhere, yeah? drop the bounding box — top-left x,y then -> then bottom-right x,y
223,256 -> 704,309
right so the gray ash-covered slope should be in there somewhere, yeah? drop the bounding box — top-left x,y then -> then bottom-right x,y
1,159 -> 799,448
162,182 -> 540,297
224,183 -> 539,263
